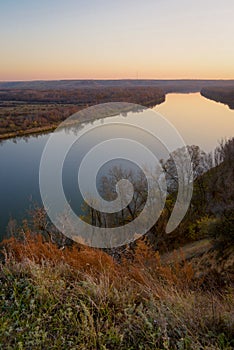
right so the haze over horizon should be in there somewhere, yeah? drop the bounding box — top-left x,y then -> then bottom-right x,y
1,0 -> 234,81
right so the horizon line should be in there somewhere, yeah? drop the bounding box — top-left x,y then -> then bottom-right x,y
1,78 -> 234,83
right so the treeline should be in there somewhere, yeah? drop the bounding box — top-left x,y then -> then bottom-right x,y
1,79 -> 234,92
0,87 -> 165,138
80,138 -> 234,252
201,86 -> 234,109
0,104 -> 79,138
0,86 -> 165,105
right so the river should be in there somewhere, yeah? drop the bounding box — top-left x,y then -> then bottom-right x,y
0,93 -> 233,238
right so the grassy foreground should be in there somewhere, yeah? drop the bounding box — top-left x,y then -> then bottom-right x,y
0,235 -> 233,350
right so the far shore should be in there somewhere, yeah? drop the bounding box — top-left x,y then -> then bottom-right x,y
0,97 -> 165,141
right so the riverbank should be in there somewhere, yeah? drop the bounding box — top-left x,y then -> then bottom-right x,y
0,99 -> 165,141
0,87 -> 165,141
0,124 -> 58,141
201,87 -> 234,109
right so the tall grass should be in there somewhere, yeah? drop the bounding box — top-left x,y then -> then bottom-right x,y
0,234 -> 233,349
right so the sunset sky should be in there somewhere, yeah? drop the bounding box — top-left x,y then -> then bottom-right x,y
1,0 -> 234,81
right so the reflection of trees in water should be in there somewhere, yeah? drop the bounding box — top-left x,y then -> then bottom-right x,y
60,102 -> 146,136
6,138 -> 233,250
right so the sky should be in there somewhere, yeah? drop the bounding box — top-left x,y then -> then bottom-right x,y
1,0 -> 234,81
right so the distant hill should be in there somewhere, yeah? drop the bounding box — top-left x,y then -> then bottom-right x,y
1,79 -> 234,93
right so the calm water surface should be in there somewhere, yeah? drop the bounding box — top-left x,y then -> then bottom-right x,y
0,93 -> 233,238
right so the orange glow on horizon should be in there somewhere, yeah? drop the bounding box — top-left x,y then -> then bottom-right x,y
1,1 -> 234,82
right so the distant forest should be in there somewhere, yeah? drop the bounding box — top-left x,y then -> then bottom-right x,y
201,86 -> 234,109
1,78 -> 234,91
0,86 -> 165,139
0,79 -> 234,139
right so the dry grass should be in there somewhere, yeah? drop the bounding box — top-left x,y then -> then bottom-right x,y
0,234 -> 233,349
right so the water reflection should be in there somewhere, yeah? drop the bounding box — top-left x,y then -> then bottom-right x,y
0,93 -> 233,238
